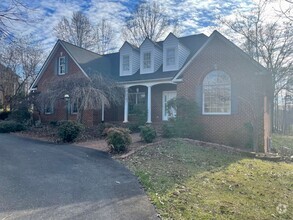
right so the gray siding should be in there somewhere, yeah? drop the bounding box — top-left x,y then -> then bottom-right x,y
154,46 -> 162,72
132,50 -> 140,74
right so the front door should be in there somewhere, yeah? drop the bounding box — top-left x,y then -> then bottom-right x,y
162,91 -> 177,121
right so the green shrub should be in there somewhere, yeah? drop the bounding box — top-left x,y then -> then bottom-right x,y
0,121 -> 25,133
57,121 -> 83,143
106,127 -> 132,153
163,97 -> 202,139
161,123 -> 176,138
128,104 -> 147,132
139,125 -> 157,143
0,111 -> 11,120
8,108 -> 31,123
97,122 -> 114,137
126,122 -> 141,133
49,121 -> 58,127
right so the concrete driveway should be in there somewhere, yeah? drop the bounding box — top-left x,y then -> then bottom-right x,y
0,134 -> 158,220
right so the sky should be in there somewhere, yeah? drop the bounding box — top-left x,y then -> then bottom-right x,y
1,0 -> 291,54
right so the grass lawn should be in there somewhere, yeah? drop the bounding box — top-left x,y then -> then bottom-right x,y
120,139 -> 293,219
272,134 -> 293,149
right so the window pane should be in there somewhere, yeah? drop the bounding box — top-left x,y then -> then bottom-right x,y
143,52 -> 151,69
129,92 -> 146,114
59,57 -> 66,75
203,71 -> 231,114
122,55 -> 129,71
166,48 -> 175,66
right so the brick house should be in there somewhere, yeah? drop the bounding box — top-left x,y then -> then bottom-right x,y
30,30 -> 272,152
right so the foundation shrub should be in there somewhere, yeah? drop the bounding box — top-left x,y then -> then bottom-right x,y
106,127 -> 132,153
0,120 -> 25,133
139,125 -> 157,143
57,120 -> 84,143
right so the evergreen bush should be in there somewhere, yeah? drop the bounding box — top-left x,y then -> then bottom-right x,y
57,120 -> 83,142
106,127 -> 132,153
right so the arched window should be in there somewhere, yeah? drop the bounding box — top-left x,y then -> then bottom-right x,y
203,71 -> 231,114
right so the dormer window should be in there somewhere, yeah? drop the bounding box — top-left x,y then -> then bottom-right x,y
166,48 -> 175,66
122,55 -> 130,71
58,57 -> 66,75
143,52 -> 151,69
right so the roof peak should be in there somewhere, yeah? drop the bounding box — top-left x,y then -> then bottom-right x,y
58,39 -> 103,57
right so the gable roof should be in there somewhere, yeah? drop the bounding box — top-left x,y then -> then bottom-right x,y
120,41 -> 139,52
173,30 -> 270,81
30,40 -> 114,89
115,33 -> 209,83
31,30 -> 270,89
60,40 -> 112,77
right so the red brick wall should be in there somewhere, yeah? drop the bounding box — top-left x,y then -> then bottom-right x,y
152,84 -> 177,122
177,36 -> 270,149
36,44 -> 94,126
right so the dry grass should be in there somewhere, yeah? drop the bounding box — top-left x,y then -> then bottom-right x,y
120,139 -> 293,219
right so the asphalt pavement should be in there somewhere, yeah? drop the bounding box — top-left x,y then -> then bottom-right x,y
0,134 -> 158,220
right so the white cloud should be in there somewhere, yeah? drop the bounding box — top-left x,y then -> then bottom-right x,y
6,0 -> 289,55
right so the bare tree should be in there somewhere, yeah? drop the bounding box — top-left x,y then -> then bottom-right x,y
0,63 -> 18,111
0,35 -> 44,110
122,1 -> 179,47
0,0 -> 36,41
219,0 -> 293,130
40,73 -> 123,123
54,11 -> 95,50
277,0 -> 293,21
95,19 -> 116,54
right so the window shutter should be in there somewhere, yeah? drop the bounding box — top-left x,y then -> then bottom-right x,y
54,58 -> 58,75
195,85 -> 202,114
65,56 -> 68,74
231,83 -> 238,114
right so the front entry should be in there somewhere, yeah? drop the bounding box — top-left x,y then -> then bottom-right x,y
162,91 -> 177,121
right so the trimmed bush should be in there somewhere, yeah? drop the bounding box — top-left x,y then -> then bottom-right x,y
0,111 -> 11,120
161,123 -> 176,138
139,125 -> 157,143
106,127 -> 132,153
57,121 -> 83,143
0,121 -> 25,133
8,108 -> 31,123
97,122 -> 114,137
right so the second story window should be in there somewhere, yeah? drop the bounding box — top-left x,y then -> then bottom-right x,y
122,55 -> 130,71
166,48 -> 175,66
58,57 -> 66,75
143,52 -> 151,69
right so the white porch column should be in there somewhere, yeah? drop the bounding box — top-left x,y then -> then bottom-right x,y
147,85 -> 152,123
123,87 -> 129,123
101,99 -> 105,122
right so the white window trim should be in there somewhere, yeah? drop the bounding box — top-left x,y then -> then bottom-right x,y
202,71 -> 231,115
44,102 -> 54,115
143,51 -> 152,70
166,47 -> 176,66
71,101 -> 78,114
58,56 -> 66,75
162,91 -> 177,121
122,54 -> 130,72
